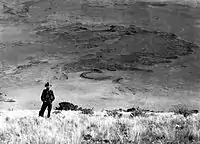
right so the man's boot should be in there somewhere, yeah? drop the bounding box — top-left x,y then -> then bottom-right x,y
39,110 -> 44,117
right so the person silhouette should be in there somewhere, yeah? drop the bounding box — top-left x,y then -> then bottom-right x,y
39,82 -> 55,118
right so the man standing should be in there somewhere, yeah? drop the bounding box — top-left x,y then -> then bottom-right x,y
39,82 -> 55,118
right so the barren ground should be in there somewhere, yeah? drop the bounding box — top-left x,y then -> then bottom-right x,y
0,0 -> 200,112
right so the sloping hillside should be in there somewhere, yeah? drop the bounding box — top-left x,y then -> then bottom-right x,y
0,0 -> 200,112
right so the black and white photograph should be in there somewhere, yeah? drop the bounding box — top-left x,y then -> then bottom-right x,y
0,0 -> 200,143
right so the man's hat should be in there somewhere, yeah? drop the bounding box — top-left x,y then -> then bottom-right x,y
45,82 -> 52,87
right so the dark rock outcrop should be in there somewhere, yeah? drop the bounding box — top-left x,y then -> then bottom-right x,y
55,102 -> 94,115
56,102 -> 78,111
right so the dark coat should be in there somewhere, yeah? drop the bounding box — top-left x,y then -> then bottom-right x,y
41,88 -> 55,103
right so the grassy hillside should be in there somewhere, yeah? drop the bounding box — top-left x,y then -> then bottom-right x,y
0,109 -> 200,144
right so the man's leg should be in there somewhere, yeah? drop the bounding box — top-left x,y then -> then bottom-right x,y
39,102 -> 48,117
47,103 -> 52,118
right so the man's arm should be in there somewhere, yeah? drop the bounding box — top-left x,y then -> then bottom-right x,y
50,90 -> 55,102
41,90 -> 46,102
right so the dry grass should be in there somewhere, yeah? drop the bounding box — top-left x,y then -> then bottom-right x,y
0,110 -> 200,143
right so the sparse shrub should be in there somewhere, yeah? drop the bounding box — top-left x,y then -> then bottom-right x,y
106,110 -> 122,118
170,104 -> 198,117
126,107 -> 136,112
79,107 -> 94,115
83,134 -> 92,141
127,107 -> 145,117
